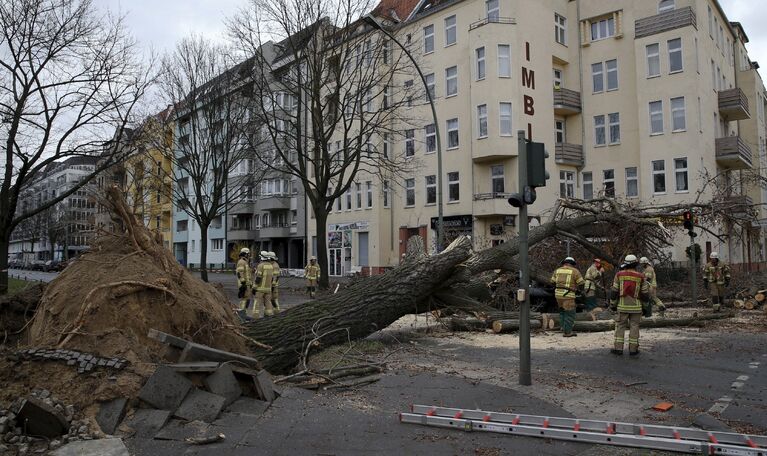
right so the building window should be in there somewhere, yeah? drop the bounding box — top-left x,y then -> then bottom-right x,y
671,96 -> 686,131
176,220 -> 187,232
448,172 -> 460,202
658,0 -> 674,13
486,0 -> 499,20
499,102 -> 512,136
382,132 -> 389,158
555,119 -> 565,143
649,100 -> 664,134
212,239 -> 224,251
382,85 -> 389,109
477,104 -> 488,138
383,39 -> 390,64
447,118 -> 459,148
426,175 -> 437,205
476,47 -> 486,80
625,167 -> 638,197
674,158 -> 688,192
591,17 -> 615,41
424,24 -> 434,54
346,188 -> 352,210
555,13 -> 566,45
603,169 -> 615,198
594,115 -> 606,146
425,73 -> 435,98
155,215 -> 161,230
405,178 -> 415,207
444,15 -> 456,46
608,112 -> 620,144
559,171 -> 575,198
445,66 -> 458,96
355,182 -> 362,209
553,68 -> 563,88
583,172 -> 593,200
668,38 -> 683,73
405,129 -> 415,157
591,62 -> 604,93
606,59 -> 618,90
366,181 -> 373,208
491,165 -> 504,194
425,124 -> 436,153
708,5 -> 713,38
498,44 -> 511,78
383,180 -> 390,208
646,43 -> 660,77
652,160 -> 666,193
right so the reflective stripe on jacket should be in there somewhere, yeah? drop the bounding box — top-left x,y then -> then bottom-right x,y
612,270 -> 649,313
255,262 -> 275,293
305,264 -> 320,280
550,265 -> 584,298
703,262 -> 730,285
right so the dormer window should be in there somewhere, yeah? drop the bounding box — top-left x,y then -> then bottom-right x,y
658,0 -> 675,13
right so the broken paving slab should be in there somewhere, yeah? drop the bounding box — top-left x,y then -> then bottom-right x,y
693,413 -> 733,432
179,342 -> 260,368
224,397 -> 270,416
174,389 -> 227,423
203,364 -> 242,406
254,369 -> 276,403
16,397 -> 69,438
96,398 -> 128,435
123,409 -> 171,438
50,438 -> 129,456
154,419 -> 213,441
138,365 -> 193,410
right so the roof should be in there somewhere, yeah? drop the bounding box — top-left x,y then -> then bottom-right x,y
372,0 -> 421,22
272,20 -> 328,64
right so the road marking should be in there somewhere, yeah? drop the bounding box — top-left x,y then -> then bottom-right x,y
749,362 -> 760,369
731,381 -> 745,390
736,375 -> 749,381
709,396 -> 732,414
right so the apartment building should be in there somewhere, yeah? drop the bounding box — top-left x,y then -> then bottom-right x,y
309,0 -> 767,276
9,156 -> 98,263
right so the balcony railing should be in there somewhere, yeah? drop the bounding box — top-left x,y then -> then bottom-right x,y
718,88 -> 750,120
635,6 -> 696,39
553,88 -> 581,115
473,193 -> 514,218
715,136 -> 753,170
555,143 -> 584,167
469,16 -> 516,31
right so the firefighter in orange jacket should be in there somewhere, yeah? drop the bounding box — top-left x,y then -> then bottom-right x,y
611,254 -> 651,356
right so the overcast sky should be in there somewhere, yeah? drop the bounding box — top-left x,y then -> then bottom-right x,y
101,0 -> 767,74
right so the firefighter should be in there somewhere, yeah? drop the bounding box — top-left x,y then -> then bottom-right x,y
550,257 -> 585,337
703,252 -> 730,312
583,258 -> 604,314
640,256 -> 665,316
252,251 -> 276,318
235,248 -> 252,312
268,251 -> 281,313
305,256 -> 320,299
611,254 -> 651,356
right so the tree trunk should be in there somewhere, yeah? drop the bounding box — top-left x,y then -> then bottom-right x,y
449,317 -> 487,332
314,208 -> 329,289
568,312 -> 733,332
492,319 -> 543,334
199,223 -> 209,282
243,237 -> 473,373
0,234 -> 10,295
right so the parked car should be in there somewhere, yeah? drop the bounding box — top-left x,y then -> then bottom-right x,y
42,260 -> 63,272
27,260 -> 46,271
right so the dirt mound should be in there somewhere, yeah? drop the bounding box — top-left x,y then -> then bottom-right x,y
0,283 -> 45,345
26,187 -> 248,369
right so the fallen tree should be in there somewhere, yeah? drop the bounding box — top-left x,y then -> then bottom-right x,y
243,198 -> 695,373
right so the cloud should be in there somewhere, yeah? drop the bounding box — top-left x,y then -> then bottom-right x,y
720,0 -> 767,69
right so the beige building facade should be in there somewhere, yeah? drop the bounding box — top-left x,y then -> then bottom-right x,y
308,0 -> 767,276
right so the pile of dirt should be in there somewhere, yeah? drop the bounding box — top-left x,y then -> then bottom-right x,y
0,283 -> 45,346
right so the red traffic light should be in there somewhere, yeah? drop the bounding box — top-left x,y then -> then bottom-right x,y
682,210 -> 694,230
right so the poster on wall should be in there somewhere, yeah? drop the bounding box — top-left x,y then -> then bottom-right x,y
328,231 -> 342,248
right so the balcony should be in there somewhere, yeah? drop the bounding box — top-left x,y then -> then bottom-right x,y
228,228 -> 258,241
468,16 -> 516,31
260,224 -> 292,238
260,195 -> 291,211
715,136 -> 753,169
555,143 -> 584,167
473,193 -> 514,217
718,88 -> 750,120
553,88 -> 581,116
635,6 -> 696,39
722,194 -> 754,214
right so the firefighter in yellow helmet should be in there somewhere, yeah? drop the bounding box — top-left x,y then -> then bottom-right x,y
611,254 -> 651,356
268,251 -> 281,313
583,258 -> 604,314
703,252 -> 730,312
305,256 -> 320,299
550,257 -> 585,337
252,251 -> 276,318
640,256 -> 665,316
235,248 -> 252,312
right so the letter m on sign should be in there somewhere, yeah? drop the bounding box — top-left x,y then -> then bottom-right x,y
522,68 -> 535,89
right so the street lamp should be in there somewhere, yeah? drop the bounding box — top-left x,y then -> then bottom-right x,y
363,14 -> 444,251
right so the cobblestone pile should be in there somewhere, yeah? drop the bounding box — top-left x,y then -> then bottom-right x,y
14,348 -> 128,374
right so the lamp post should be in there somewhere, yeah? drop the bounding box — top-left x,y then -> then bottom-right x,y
363,14 -> 444,251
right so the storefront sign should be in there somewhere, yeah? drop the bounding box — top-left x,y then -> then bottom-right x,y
490,224 -> 504,235
430,215 -> 473,231
328,221 -> 370,231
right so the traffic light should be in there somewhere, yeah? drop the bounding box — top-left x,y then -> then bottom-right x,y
682,210 -> 693,230
527,141 -> 550,188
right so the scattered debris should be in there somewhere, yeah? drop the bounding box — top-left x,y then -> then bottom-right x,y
138,365 -> 193,411
49,438 -> 129,456
96,398 -> 128,435
652,402 -> 674,412
14,348 -> 128,374
149,328 -> 261,367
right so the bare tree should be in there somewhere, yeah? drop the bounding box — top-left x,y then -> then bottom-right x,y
228,0 -> 420,288
0,0 -> 152,293
156,36 -> 265,282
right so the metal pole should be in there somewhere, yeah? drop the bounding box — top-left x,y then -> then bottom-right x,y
517,130 -> 531,386
364,15 -> 444,250
690,230 -> 697,307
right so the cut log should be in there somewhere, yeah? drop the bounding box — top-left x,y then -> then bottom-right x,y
733,299 -> 745,309
744,299 -> 757,310
566,312 -> 733,333
754,293 -> 765,303
492,319 -> 543,334
449,317 -> 488,332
